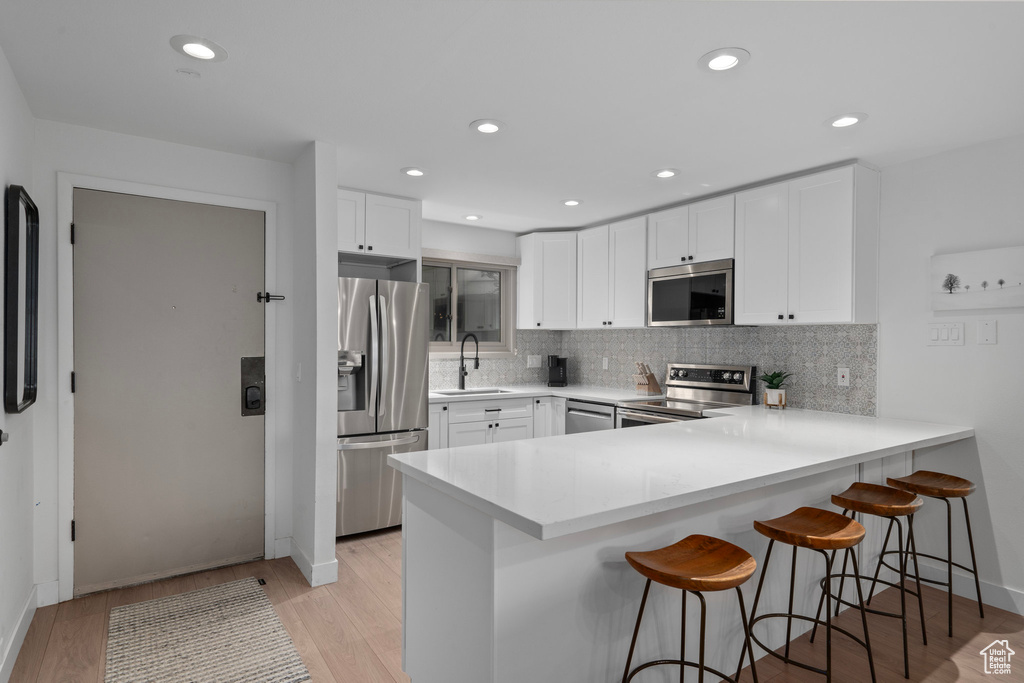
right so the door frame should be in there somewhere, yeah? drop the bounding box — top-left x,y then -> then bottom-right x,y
57,172 -> 279,602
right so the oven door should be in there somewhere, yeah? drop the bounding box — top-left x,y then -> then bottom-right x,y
616,407 -> 700,428
647,259 -> 733,327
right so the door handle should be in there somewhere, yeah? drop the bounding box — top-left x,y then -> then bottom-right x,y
378,294 -> 388,419
336,434 -> 422,450
368,296 -> 379,418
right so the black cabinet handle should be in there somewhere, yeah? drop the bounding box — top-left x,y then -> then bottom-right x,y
688,255 -> 694,260
358,244 -> 364,250
778,314 -> 784,320
367,245 -> 373,251
788,314 -> 795,320
537,322 -> 541,327
681,256 -> 686,262
494,423 -> 499,428
488,424 -> 493,428
442,406 -> 447,411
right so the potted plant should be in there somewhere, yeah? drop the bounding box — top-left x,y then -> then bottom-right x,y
759,370 -> 793,408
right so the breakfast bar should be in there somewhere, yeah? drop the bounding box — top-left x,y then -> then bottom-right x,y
388,407 -> 974,683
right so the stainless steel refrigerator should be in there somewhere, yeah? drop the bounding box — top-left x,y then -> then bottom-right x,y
336,277 -> 429,536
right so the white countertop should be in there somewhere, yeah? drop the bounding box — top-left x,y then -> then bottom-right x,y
389,406 -> 974,540
428,384 -> 662,404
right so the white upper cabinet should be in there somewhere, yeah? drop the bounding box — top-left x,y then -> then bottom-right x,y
577,217 -> 646,328
734,165 -> 879,325
337,189 -> 421,260
647,195 -> 734,269
517,232 -> 578,329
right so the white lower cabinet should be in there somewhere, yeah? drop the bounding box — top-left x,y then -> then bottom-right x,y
448,416 -> 533,447
492,418 -> 533,443
428,403 -> 448,450
533,396 -> 566,438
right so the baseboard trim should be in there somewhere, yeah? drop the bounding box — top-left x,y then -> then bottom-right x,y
274,537 -> 292,559
289,543 -> 338,588
0,585 -> 37,683
915,557 -> 1023,615
35,581 -> 58,608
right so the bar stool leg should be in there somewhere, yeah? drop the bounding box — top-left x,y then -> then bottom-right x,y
867,518 -> 896,605
894,517 -> 909,678
680,590 -> 687,683
907,514 -> 927,646
944,497 -> 954,637
850,550 -> 878,683
695,591 -> 708,683
821,550 -> 834,682
962,498 -> 985,619
622,579 -> 651,683
734,587 -> 759,683
808,549 -> 834,644
784,546 -> 797,660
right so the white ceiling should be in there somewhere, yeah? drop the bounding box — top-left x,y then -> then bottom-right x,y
2,1 -> 1023,232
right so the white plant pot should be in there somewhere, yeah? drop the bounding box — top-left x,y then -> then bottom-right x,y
764,387 -> 787,408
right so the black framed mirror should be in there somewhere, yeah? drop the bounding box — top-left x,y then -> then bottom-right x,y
4,185 -> 39,413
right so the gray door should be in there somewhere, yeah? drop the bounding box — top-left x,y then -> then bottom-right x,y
72,189 -> 265,595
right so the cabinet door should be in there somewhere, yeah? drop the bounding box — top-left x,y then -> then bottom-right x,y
551,398 -> 566,436
577,225 -> 610,328
689,195 -> 734,263
337,189 -> 366,254
608,217 -> 647,328
536,233 -> 577,329
647,206 -> 689,269
428,403 -> 448,450
365,194 -> 420,259
492,417 -> 533,443
734,183 -> 790,325
788,167 -> 854,323
448,421 -> 492,448
448,398 -> 533,424
533,398 -> 551,439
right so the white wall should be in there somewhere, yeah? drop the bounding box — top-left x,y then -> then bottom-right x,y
30,120 -> 298,598
422,219 -> 518,258
878,133 -> 1024,613
0,43 -> 38,683
289,141 -> 338,586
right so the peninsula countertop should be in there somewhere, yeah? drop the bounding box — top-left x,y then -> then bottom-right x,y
388,406 -> 974,540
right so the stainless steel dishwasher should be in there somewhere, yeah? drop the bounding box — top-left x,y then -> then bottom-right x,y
564,399 -> 616,434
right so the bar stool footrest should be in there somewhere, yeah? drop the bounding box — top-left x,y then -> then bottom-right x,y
878,549 -> 978,589
749,611 -> 871,675
624,658 -> 740,683
820,573 -> 921,619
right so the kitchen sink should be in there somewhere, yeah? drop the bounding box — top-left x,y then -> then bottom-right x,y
434,388 -> 513,396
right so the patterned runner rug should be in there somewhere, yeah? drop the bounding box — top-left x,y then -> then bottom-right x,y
105,576 -> 311,683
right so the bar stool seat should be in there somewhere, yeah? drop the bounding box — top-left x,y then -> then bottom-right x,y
621,534 -> 759,683
753,506 -> 865,550
887,470 -> 975,498
832,481 -> 923,517
748,506 -> 876,682
626,534 -> 757,591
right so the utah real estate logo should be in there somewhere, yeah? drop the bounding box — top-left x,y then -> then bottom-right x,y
979,639 -> 1015,675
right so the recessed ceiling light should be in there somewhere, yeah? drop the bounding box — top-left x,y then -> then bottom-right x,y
563,200 -> 581,207
470,119 -> 504,134
653,169 -> 678,179
401,167 -> 425,177
170,35 -> 228,63
465,215 -> 481,221
699,47 -> 750,72
827,112 -> 868,128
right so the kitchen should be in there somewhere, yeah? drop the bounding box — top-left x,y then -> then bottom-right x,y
1,2 -> 1023,682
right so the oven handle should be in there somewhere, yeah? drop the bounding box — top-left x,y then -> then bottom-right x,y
617,408 -> 689,425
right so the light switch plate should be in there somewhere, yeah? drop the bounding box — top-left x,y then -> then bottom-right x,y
927,322 -> 965,346
978,320 -> 997,344
837,367 -> 850,387
602,357 -> 609,370
527,355 -> 542,368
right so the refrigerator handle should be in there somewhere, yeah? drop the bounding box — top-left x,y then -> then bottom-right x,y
378,294 -> 388,418
368,295 -> 379,418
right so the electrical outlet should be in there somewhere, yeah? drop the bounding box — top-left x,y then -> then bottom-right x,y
837,367 -> 850,387
527,354 -> 542,368
602,357 -> 609,370
978,320 -> 997,344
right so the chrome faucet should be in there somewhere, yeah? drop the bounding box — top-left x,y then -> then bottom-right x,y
459,333 -> 480,390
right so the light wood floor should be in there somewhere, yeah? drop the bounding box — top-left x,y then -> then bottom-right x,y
11,528 -> 1023,682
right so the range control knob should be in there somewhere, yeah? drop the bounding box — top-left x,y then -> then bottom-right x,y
679,370 -> 688,378
733,372 -> 743,382
721,372 -> 732,380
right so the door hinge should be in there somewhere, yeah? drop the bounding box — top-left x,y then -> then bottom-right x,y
71,372 -> 76,393
70,222 -> 75,245
71,520 -> 76,542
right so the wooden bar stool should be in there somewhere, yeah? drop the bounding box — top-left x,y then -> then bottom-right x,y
621,534 -> 759,683
886,470 -> 984,637
748,507 -> 876,683
810,482 -> 926,679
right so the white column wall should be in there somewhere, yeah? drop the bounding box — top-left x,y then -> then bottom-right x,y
877,133 -> 1024,613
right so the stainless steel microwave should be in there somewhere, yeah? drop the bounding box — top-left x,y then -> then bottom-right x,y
647,258 -> 734,326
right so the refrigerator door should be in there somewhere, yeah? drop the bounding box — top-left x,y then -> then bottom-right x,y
337,277 -> 378,437
377,280 -> 429,433
336,430 -> 427,536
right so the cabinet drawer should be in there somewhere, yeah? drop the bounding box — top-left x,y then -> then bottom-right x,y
448,397 -> 533,424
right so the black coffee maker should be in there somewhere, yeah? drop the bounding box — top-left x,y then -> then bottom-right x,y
547,355 -> 567,387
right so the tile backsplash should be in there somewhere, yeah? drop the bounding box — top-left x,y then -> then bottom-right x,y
431,325 -> 877,416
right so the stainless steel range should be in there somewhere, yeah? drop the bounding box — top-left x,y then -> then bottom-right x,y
615,363 -> 757,428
